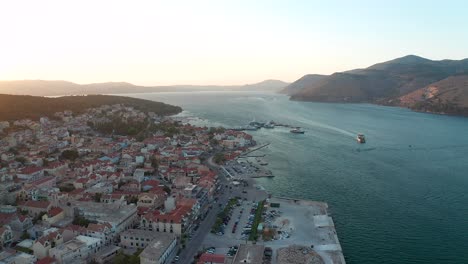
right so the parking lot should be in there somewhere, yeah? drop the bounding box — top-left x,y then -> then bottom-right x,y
221,158 -> 272,180
200,199 -> 262,252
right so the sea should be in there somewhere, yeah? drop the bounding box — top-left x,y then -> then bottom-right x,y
126,91 -> 468,264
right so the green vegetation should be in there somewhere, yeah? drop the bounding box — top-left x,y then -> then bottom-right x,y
211,198 -> 238,233
162,185 -> 171,195
32,212 -> 47,224
213,153 -> 226,164
249,200 -> 265,241
20,231 -> 30,240
114,249 -> 142,264
59,184 -> 75,193
150,122 -> 181,137
91,118 -> 149,136
15,246 -> 33,254
412,101 -> 468,116
93,193 -> 102,203
0,94 -> 182,121
125,196 -> 139,204
208,126 -> 225,135
14,156 -> 27,164
150,156 -> 159,170
60,149 -> 79,161
72,215 -> 96,227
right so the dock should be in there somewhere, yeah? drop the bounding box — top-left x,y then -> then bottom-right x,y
264,197 -> 346,264
240,142 -> 270,157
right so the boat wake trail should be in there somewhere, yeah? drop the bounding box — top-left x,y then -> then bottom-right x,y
356,144 -> 468,153
279,113 -> 356,138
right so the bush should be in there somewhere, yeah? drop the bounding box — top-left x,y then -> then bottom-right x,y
61,149 -> 79,161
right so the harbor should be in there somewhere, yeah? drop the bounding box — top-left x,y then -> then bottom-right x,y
229,120 -> 307,134
200,176 -> 346,264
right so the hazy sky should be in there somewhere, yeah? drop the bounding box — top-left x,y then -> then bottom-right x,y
1,0 -> 467,85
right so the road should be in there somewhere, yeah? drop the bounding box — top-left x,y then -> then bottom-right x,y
176,154 -> 230,264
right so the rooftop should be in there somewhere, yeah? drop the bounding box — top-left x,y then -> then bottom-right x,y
139,233 -> 176,262
73,201 -> 137,224
120,229 -> 160,240
232,244 -> 265,264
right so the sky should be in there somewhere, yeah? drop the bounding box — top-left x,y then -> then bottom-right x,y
0,0 -> 467,85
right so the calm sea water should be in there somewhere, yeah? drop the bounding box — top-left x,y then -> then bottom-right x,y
127,91 -> 468,264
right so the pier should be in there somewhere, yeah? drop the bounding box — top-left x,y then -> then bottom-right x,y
240,142 -> 270,157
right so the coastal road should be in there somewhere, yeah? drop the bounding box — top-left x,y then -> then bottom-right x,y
177,154 -> 230,264
177,193 -> 229,263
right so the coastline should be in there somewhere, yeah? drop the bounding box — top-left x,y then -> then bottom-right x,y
234,143 -> 346,264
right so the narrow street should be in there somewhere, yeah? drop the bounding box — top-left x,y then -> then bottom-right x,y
176,153 -> 229,263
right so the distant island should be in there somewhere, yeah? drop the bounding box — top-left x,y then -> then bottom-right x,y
282,55 -> 468,116
0,79 -> 289,97
0,94 -> 182,121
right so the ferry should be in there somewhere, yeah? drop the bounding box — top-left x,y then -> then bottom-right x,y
290,127 -> 305,134
357,134 -> 366,143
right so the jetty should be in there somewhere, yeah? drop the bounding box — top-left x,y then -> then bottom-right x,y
240,142 -> 270,157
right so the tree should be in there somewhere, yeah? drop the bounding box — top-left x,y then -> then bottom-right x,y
59,184 -> 75,193
150,156 -> 159,170
93,193 -> 102,203
73,215 -> 95,227
15,157 -> 27,164
60,149 -> 79,161
33,212 -> 47,224
214,153 -> 226,164
210,139 -> 219,146
126,196 -> 139,205
20,231 -> 30,240
162,185 -> 171,195
118,180 -> 125,189
114,249 -> 141,264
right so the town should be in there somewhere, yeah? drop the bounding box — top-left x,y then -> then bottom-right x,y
0,104 -> 344,264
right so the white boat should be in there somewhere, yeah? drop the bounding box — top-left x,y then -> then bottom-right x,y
357,134 -> 366,143
290,127 -> 305,134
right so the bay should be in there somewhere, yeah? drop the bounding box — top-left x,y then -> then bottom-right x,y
126,91 -> 468,264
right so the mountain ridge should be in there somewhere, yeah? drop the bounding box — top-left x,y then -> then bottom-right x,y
286,55 -> 468,115
0,79 -> 289,96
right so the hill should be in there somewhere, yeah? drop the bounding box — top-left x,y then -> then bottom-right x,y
396,75 -> 468,116
242,79 -> 289,91
279,74 -> 327,95
289,55 -> 468,103
0,94 -> 182,121
0,79 -> 288,96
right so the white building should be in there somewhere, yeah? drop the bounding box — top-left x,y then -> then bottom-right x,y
49,235 -> 102,264
139,233 -> 177,264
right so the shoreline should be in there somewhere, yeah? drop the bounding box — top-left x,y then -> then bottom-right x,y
231,145 -> 346,264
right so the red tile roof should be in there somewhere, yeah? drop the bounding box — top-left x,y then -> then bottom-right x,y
143,203 -> 193,224
30,176 -> 55,186
37,256 -> 57,264
18,166 -> 44,174
48,207 -> 63,217
198,253 -> 225,263
24,200 -> 51,209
